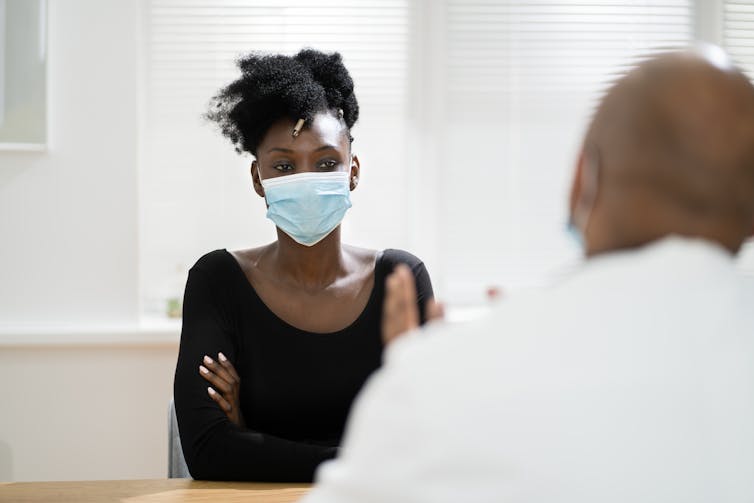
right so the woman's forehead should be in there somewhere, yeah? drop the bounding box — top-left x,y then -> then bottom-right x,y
259,112 -> 349,154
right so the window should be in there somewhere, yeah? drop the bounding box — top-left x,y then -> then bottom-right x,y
140,0 -> 752,315
725,0 -> 754,81
0,0 -> 47,148
140,0 -> 412,314
438,1 -> 693,301
724,0 -> 754,273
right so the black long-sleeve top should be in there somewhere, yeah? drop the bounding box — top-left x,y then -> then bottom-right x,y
173,248 -> 433,482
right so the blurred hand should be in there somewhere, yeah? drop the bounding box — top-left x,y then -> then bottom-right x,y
382,264 -> 444,346
199,352 -> 244,427
486,286 -> 503,302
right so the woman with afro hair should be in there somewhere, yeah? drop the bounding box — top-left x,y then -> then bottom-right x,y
173,49 -> 434,482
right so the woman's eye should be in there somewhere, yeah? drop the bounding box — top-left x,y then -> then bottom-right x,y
273,163 -> 294,172
318,160 -> 338,170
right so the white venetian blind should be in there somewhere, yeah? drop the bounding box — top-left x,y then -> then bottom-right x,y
724,0 -> 754,274
725,0 -> 754,80
148,0 -> 410,122
446,0 -> 692,110
438,1 -> 693,302
140,0 -> 412,315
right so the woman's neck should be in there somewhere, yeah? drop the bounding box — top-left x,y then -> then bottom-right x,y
269,226 -> 347,290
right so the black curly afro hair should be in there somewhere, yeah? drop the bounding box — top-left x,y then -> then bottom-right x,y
206,49 -> 359,156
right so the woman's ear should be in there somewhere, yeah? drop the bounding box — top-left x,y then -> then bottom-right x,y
251,161 -> 265,198
349,155 -> 361,191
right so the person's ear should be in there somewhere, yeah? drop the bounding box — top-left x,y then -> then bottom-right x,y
568,149 -> 586,220
251,161 -> 265,198
349,155 -> 361,191
571,148 -> 600,220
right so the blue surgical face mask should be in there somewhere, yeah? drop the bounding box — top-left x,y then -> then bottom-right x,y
566,218 -> 585,251
259,169 -> 352,247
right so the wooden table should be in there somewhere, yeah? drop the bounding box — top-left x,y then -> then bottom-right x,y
0,479 -> 311,502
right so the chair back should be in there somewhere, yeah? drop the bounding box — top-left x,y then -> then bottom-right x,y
168,398 -> 191,478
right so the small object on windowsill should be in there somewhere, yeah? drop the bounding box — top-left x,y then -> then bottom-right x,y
167,297 -> 182,319
486,286 -> 504,302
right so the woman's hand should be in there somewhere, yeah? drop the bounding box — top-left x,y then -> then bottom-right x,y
382,264 -> 444,346
199,352 -> 245,427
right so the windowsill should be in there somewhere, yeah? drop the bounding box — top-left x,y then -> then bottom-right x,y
445,305 -> 495,323
0,306 -> 497,347
0,142 -> 47,152
0,317 -> 181,347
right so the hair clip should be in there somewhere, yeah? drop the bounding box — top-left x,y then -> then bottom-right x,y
292,118 -> 305,137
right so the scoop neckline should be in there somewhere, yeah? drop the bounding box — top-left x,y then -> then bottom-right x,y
222,248 -> 383,336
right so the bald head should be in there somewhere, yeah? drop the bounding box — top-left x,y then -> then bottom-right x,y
571,47 -> 754,255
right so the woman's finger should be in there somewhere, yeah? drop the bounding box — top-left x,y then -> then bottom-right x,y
382,274 -> 402,343
203,355 -> 236,387
394,265 -> 419,327
382,264 -> 420,344
207,386 -> 232,413
426,298 -> 445,322
199,364 -> 232,394
218,352 -> 240,382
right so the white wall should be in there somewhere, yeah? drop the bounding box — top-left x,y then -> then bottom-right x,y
0,342 -> 177,482
0,0 -> 139,326
0,0 -> 170,483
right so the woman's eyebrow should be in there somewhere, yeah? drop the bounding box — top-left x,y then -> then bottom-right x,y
315,144 -> 339,152
266,144 -> 338,154
266,147 -> 294,154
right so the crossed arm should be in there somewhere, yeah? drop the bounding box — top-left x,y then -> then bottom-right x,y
174,267 -> 336,481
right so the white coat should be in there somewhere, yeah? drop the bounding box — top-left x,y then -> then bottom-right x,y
302,237 -> 754,503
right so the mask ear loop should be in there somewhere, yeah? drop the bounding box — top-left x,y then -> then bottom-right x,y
338,109 -> 356,184
347,155 -> 358,188
255,162 -> 272,208
255,161 -> 266,185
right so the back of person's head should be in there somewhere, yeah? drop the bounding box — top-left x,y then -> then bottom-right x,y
206,48 -> 359,156
570,46 -> 754,256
